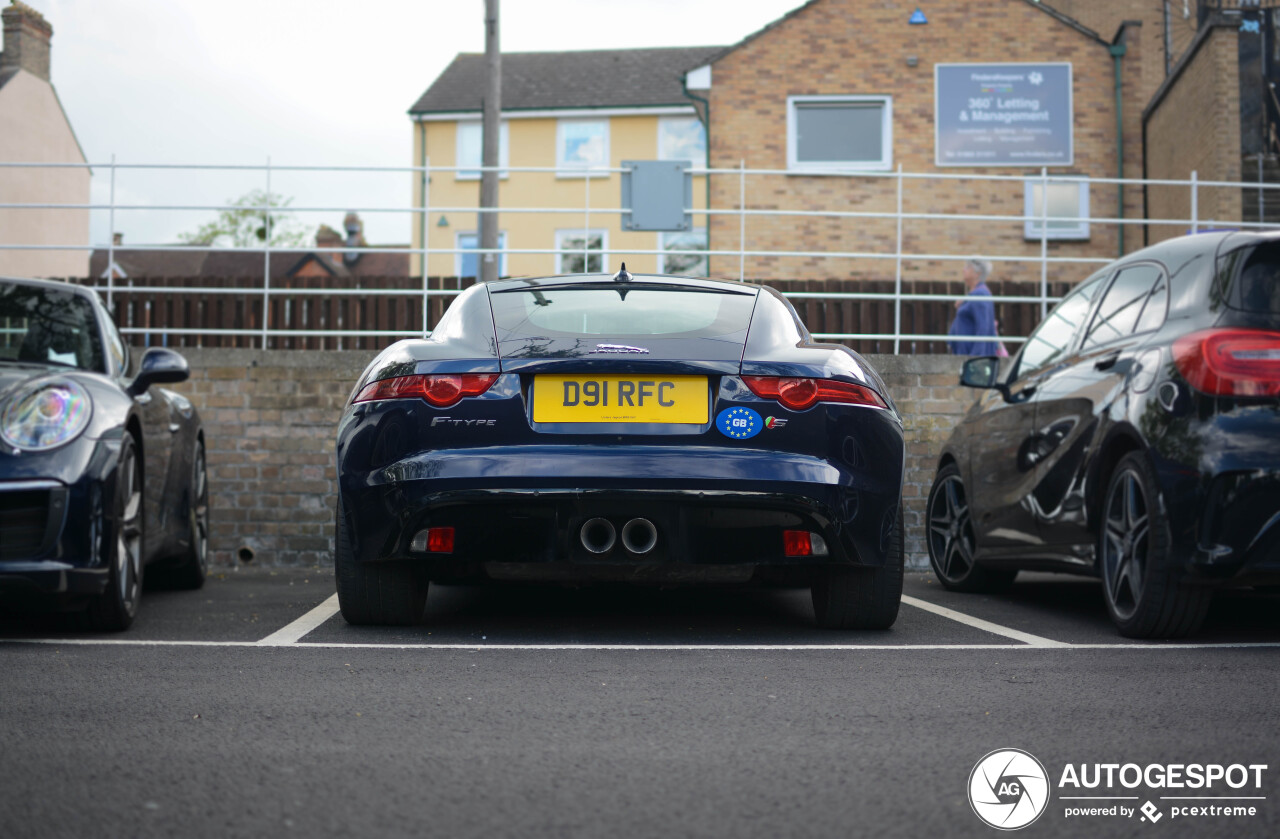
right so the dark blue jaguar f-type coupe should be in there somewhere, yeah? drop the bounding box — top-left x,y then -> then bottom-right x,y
335,268 -> 904,628
0,277 -> 208,630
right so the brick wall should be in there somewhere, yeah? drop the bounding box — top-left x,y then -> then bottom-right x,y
171,349 -> 974,571
704,0 -> 1145,285
171,350 -> 369,567
1145,24 -> 1243,245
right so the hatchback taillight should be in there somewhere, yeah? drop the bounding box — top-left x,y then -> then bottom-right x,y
1172,329 -> 1280,398
742,376 -> 888,410
353,373 -> 499,407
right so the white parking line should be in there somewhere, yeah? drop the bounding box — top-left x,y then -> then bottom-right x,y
3,638 -> 1280,650
900,595 -> 1071,647
256,595 -> 341,646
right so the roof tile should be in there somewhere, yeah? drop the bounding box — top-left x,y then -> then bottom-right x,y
409,46 -> 723,114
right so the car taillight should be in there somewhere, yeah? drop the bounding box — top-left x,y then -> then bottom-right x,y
1172,329 -> 1280,398
783,530 -> 812,557
741,376 -> 888,410
353,373 -> 499,407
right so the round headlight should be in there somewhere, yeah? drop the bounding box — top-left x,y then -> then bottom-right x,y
1,380 -> 92,450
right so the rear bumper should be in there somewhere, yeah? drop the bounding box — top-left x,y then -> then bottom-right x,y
1183,469 -> 1280,585
1153,405 -> 1280,586
340,476 -> 901,573
337,384 -> 906,579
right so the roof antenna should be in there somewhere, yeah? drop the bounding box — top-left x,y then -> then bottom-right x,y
612,262 -> 633,283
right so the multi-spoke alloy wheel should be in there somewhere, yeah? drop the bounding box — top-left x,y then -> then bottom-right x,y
1098,452 -> 1210,638
925,463 -> 1015,592
87,435 -> 144,631
1101,466 -> 1149,622
163,439 -> 210,590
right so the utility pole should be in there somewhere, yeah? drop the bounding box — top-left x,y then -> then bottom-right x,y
480,0 -> 501,283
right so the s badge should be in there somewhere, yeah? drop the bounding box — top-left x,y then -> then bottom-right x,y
716,407 -> 762,439
764,416 -> 788,429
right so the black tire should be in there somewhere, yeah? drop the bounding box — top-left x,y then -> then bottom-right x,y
811,506 -> 904,630
926,463 -> 1017,593
85,434 -> 144,631
1099,451 -> 1210,639
161,438 -> 210,590
334,500 -> 428,626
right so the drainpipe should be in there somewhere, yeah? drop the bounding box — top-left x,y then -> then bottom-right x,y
1111,42 -> 1127,256
682,75 -> 712,255
419,121 -> 429,279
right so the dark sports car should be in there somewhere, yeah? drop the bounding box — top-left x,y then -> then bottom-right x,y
335,268 -> 904,628
927,231 -> 1280,638
0,277 -> 208,630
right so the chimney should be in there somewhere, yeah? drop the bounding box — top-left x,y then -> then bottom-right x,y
1,2 -> 54,83
315,224 -> 343,265
342,212 -> 365,267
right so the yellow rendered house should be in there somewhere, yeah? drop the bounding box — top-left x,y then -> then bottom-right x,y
408,47 -> 720,279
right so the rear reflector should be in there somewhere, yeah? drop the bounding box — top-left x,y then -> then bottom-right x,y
354,374 -> 499,408
742,376 -> 888,410
1172,329 -> 1280,397
410,527 -> 455,554
783,530 -> 812,557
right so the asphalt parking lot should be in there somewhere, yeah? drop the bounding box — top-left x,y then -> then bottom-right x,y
2,569 -> 1278,838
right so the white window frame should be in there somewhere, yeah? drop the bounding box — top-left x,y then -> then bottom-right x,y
454,231 -> 507,277
555,229 -> 609,274
657,116 -> 706,167
1023,177 -> 1090,240
556,119 -> 610,177
786,95 -> 893,173
454,120 -> 509,180
659,228 -> 708,276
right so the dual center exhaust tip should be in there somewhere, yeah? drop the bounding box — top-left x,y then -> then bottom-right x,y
580,517 -> 658,556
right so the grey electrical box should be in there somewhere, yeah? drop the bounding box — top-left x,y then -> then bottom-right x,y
621,160 -> 692,232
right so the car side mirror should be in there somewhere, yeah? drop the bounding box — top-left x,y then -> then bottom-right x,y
127,347 -> 190,396
959,356 -> 1011,401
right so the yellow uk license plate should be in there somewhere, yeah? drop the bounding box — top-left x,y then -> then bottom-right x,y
533,375 -> 708,424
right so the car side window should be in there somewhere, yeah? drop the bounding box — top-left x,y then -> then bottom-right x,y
1133,269 -> 1169,335
1013,275 -> 1104,379
1082,265 -> 1165,350
102,310 -> 128,376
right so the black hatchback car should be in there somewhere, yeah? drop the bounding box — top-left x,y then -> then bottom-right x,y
927,231 -> 1280,638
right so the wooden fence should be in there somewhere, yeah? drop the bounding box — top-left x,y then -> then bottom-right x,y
77,276 -> 1068,355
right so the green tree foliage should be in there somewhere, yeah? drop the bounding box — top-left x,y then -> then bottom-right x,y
177,190 -> 310,248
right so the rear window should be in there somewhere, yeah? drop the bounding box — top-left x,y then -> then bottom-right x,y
1232,244 -> 1280,314
490,284 -> 757,338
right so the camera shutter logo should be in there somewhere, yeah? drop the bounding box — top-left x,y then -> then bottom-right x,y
968,749 -> 1051,830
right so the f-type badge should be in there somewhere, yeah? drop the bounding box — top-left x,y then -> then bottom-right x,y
590,343 -> 650,354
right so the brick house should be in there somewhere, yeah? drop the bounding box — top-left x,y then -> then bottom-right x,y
89,215 -> 409,281
0,1 -> 89,279
1145,3 -> 1280,243
686,0 -> 1162,288
685,0 -> 1280,287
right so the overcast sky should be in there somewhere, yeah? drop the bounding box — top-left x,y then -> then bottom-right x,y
29,0 -> 804,248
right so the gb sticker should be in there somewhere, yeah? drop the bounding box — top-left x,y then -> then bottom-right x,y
716,407 -> 762,439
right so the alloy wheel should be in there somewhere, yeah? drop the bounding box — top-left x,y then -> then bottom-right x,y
1101,467 -> 1149,622
117,443 -> 143,613
191,446 -> 209,576
928,474 -> 976,583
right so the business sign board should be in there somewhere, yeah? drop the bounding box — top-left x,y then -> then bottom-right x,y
935,63 -> 1073,167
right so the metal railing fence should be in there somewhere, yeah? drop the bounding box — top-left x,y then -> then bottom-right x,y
2,158 -> 1278,352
